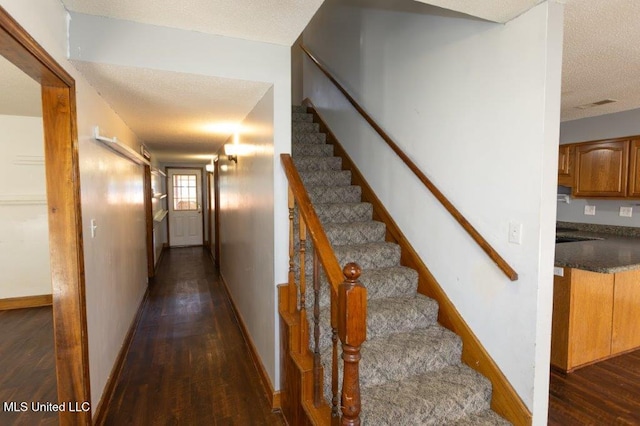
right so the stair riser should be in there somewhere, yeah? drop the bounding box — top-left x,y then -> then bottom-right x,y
292,143 -> 334,157
307,186 -> 362,204
292,133 -> 327,144
293,122 -> 320,133
293,203 -> 373,226
292,112 -> 314,123
299,170 -> 352,187
292,105 -> 308,113
293,156 -> 342,172
321,327 -> 463,403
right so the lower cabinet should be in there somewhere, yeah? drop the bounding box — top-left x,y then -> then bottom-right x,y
551,268 -> 640,372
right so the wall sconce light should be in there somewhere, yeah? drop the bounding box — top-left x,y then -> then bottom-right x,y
224,144 -> 238,163
205,163 -> 214,172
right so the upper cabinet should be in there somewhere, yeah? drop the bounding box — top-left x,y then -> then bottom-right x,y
628,139 -> 640,197
573,139 -> 630,198
558,145 -> 574,187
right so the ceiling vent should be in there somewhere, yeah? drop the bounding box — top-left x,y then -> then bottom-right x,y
575,99 -> 617,109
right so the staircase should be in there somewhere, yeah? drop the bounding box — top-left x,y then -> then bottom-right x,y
291,105 -> 510,425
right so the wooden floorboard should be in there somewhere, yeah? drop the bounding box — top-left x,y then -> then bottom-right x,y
548,348 -> 640,425
0,306 -> 57,426
102,246 -> 284,425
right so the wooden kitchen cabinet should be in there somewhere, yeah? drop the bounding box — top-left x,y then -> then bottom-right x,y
552,267 -> 640,372
558,144 -> 574,187
573,140 -> 629,198
627,139 -> 640,197
611,269 -> 640,353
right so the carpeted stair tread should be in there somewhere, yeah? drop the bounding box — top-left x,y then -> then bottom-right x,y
315,295 -> 438,350
295,220 -> 386,249
324,221 -> 386,246
292,132 -> 327,144
293,156 -> 342,171
321,325 -> 463,402
450,409 -> 510,425
360,364 -> 493,425
295,241 -> 400,275
292,105 -> 308,113
292,121 -> 320,133
292,112 -> 313,122
299,170 -> 352,187
292,142 -> 334,157
307,185 -> 362,204
313,202 -> 373,224
334,241 -> 401,270
302,265 -> 419,310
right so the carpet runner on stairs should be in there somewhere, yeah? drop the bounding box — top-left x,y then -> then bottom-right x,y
291,105 -> 510,425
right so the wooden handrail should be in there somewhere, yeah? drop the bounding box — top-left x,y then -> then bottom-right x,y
281,154 -> 345,292
282,153 -> 366,423
300,44 -> 518,281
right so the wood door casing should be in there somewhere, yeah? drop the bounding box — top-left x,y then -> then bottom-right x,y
573,140 -> 629,197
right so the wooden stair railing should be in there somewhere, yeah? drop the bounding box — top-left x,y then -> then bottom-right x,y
282,153 -> 367,425
300,44 -> 518,281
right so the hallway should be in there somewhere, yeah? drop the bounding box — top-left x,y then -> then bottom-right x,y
103,247 -> 284,425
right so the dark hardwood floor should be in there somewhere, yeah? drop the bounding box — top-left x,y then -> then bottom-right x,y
548,349 -> 640,425
0,306 -> 57,426
103,247 -> 283,425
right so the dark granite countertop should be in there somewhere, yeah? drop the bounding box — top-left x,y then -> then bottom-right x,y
555,222 -> 640,274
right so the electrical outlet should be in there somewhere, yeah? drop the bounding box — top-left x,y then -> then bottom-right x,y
508,221 -> 522,244
584,205 -> 596,216
620,206 -> 633,217
90,219 -> 97,238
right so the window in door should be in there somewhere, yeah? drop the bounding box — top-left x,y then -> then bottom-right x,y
172,174 -> 198,211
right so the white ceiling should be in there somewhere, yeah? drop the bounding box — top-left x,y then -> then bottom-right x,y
61,0 -> 324,47
3,0 -> 640,163
72,61 -> 271,157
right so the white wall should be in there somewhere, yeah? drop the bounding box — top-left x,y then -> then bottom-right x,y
219,87 -> 276,384
67,13 -> 291,389
0,114 -> 52,298
0,0 -> 148,409
303,0 -> 563,422
558,108 -> 640,227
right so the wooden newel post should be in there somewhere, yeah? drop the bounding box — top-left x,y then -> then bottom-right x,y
338,263 -> 366,426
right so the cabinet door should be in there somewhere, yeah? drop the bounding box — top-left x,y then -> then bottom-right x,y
558,145 -> 573,187
611,270 -> 640,354
573,140 -> 629,197
627,139 -> 640,197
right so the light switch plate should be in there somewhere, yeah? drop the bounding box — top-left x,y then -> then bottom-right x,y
508,221 -> 522,244
620,206 -> 633,217
584,205 -> 596,216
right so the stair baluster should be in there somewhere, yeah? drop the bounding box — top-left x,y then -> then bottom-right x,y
298,218 -> 308,354
313,249 -> 322,406
287,187 -> 297,314
339,263 -> 366,426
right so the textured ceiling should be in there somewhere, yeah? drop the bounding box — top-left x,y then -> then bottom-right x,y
561,0 -> 640,121
0,55 -> 41,117
71,61 -> 270,157
60,0 -> 324,46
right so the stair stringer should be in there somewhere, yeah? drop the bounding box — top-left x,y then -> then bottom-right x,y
303,98 -> 533,426
278,285 -> 332,425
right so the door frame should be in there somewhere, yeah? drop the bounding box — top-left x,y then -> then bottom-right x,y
0,6 -> 91,425
166,166 -> 205,247
143,165 -> 154,278
214,159 -> 220,269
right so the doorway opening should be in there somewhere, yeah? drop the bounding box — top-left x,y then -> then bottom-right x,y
0,6 -> 91,424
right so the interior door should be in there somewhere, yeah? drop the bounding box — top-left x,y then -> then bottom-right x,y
168,168 -> 204,246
